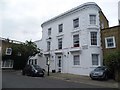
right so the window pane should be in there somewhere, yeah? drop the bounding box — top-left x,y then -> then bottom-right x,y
47,41 -> 50,51
91,32 -> 97,45
107,38 -> 114,47
92,54 -> 99,65
6,48 -> 12,55
48,28 -> 51,35
58,24 -> 63,33
90,15 -> 96,25
73,34 -> 79,47
73,18 -> 79,28
58,38 -> 62,49
73,55 -> 80,65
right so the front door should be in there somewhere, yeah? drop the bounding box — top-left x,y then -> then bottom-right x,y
57,56 -> 62,72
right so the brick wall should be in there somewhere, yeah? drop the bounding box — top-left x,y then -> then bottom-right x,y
101,25 -> 120,57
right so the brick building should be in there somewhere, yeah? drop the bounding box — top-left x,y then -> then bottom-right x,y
0,37 -> 23,69
101,25 -> 120,58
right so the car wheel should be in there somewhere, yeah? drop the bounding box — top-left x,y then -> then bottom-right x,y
103,73 -> 108,80
22,71 -> 25,75
105,74 -> 108,80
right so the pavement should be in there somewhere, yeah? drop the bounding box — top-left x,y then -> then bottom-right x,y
2,70 -> 120,89
48,72 -> 119,88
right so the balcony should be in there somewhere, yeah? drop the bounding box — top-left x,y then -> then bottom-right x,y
43,51 -> 50,56
54,49 -> 63,54
69,46 -> 81,53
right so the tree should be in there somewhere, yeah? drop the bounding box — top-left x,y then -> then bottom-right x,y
25,40 -> 40,57
104,51 -> 120,81
3,40 -> 41,70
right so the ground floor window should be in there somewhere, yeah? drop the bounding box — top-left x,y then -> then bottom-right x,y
28,59 -> 37,65
73,55 -> 80,65
1,60 -> 13,68
92,54 -> 99,66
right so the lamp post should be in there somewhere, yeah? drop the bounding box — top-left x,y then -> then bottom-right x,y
47,58 -> 50,76
47,38 -> 51,76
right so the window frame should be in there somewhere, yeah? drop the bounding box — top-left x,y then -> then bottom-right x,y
73,18 -> 79,28
90,32 -> 97,46
5,48 -> 12,55
47,41 -> 51,51
89,14 -> 96,25
58,38 -> 62,49
73,34 -> 79,47
48,28 -> 51,36
73,55 -> 80,65
92,54 -> 99,66
58,24 -> 63,33
105,36 -> 116,48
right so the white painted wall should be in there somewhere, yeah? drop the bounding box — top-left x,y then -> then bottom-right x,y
36,2 -> 103,76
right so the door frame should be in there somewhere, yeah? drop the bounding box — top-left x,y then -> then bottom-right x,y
56,55 -> 63,73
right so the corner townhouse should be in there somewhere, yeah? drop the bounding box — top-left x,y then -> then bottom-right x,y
37,2 -> 109,76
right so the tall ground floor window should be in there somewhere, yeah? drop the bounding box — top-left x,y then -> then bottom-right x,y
1,60 -> 13,68
92,54 -> 99,66
73,55 -> 80,65
28,59 -> 37,65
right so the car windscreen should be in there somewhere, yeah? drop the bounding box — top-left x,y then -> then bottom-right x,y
94,67 -> 106,71
33,65 -> 41,70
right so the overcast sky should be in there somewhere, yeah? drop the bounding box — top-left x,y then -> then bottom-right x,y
0,0 -> 119,42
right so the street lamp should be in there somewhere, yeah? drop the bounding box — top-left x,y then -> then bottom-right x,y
47,38 -> 51,76
47,58 -> 50,76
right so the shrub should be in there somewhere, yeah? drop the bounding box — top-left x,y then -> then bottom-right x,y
104,51 -> 120,81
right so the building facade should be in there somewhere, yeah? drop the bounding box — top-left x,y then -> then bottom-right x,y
101,25 -> 120,58
37,2 -> 108,76
1,37 -> 23,69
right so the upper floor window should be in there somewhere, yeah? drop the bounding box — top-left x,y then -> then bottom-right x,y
58,24 -> 63,33
48,28 -> 51,36
105,36 -> 116,48
92,54 -> 99,66
58,38 -> 62,49
91,32 -> 97,45
73,18 -> 79,28
6,48 -> 12,55
73,34 -> 79,47
90,15 -> 96,25
47,41 -> 51,51
73,55 -> 80,65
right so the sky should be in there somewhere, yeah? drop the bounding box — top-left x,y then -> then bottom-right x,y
0,0 -> 119,42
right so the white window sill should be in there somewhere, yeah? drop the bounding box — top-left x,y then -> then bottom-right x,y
90,65 -> 100,68
72,66 -> 81,68
89,45 -> 100,48
72,27 -> 80,31
106,46 -> 116,49
87,25 -> 99,29
56,33 -> 64,37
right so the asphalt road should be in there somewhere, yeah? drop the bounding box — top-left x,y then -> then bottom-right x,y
2,71 -> 117,89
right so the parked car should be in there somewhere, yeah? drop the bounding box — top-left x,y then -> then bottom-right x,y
22,64 -> 45,77
89,66 -> 111,80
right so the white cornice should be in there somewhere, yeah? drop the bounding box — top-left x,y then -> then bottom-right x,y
41,2 -> 101,28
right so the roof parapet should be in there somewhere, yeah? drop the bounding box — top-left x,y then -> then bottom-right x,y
41,2 -> 101,27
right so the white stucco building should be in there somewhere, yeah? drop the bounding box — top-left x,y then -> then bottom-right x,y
35,2 -> 108,76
